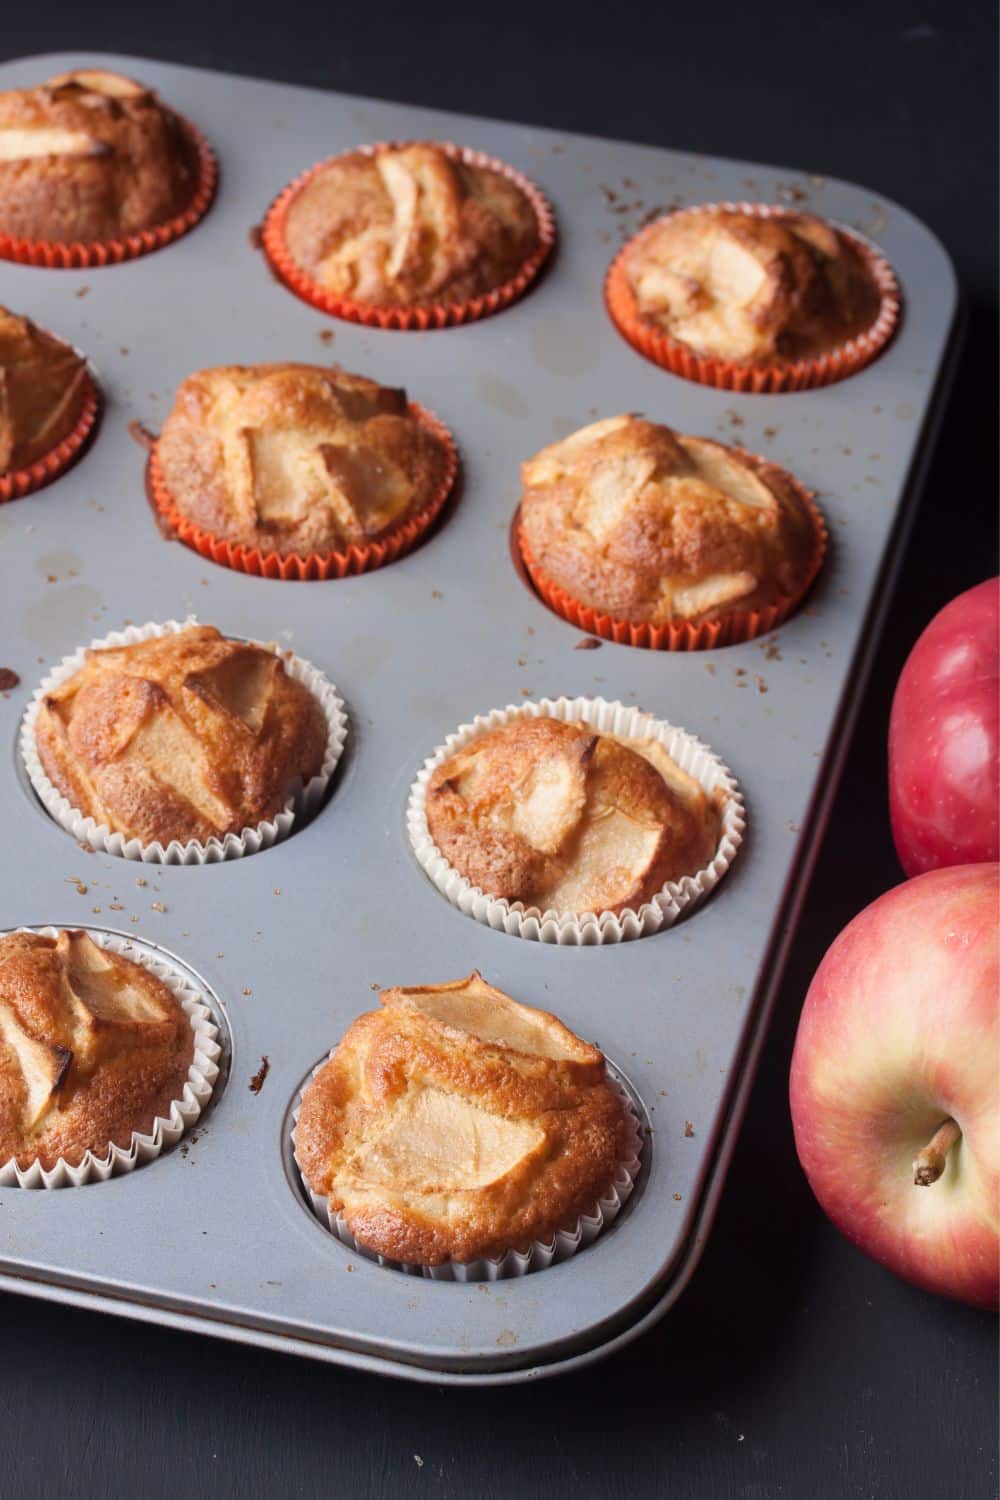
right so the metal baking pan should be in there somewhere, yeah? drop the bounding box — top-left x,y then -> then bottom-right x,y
0,51 -> 960,1384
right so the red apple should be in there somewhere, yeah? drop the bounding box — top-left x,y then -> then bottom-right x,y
790,863 -> 999,1309
889,577 -> 999,876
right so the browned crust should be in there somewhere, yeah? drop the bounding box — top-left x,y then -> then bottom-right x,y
294,973 -> 628,1265
0,930 -> 195,1170
283,144 -> 539,307
0,70 -> 198,242
622,208 -> 882,365
425,716 -> 722,916
156,363 -> 449,557
519,416 -> 816,626
0,305 -> 88,473
33,624 -> 328,846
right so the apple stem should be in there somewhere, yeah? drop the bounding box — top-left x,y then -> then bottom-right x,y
913,1118 -> 962,1186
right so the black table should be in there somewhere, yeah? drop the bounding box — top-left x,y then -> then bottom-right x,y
3,5 -> 997,1497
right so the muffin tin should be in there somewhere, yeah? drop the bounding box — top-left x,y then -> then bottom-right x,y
0,51 -> 960,1383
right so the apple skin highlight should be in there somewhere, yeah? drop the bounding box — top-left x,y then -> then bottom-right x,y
889,577 -> 999,877
790,864 -> 999,1310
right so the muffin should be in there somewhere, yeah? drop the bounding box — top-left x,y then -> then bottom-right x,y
32,624 -> 329,848
607,205 -> 897,390
153,363 -> 454,562
266,141 -> 552,325
518,415 -> 823,641
0,929 -> 194,1171
425,715 -> 723,917
0,305 -> 92,475
0,69 -> 204,246
294,972 -> 636,1268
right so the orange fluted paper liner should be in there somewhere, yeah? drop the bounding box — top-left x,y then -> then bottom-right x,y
147,404 -> 459,580
517,461 -> 828,651
605,202 -> 900,393
0,372 -> 100,503
0,119 -> 217,270
261,141 -> 556,329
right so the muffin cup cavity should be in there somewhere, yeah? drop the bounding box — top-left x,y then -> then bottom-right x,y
20,618 -> 348,864
517,456 -> 827,651
261,140 -> 556,330
147,403 -> 459,580
605,202 -> 900,393
291,1064 -> 643,1280
0,926 -> 221,1189
407,695 -> 745,944
0,368 -> 101,504
0,118 -> 218,270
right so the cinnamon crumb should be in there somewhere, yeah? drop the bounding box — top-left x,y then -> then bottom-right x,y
248,223 -> 263,250
127,418 -> 156,451
248,1057 -> 270,1094
0,668 -> 20,691
317,328 -> 334,344
574,637 -> 602,651
684,1121 -> 695,1137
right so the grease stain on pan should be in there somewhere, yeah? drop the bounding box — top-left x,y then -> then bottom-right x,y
529,317 -> 598,377
476,373 -> 530,420
342,634 -> 393,679
22,584 -> 103,651
34,548 -> 83,580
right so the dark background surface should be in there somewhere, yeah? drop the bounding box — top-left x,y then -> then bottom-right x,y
2,5 -> 997,1497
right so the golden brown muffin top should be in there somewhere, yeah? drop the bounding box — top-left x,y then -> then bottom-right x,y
519,415 -> 817,625
156,363 -> 450,557
622,209 -> 882,364
34,625 -> 328,847
294,972 -> 628,1265
425,716 -> 722,916
0,929 -> 194,1170
0,305 -> 88,473
283,143 -> 540,306
0,69 -> 197,243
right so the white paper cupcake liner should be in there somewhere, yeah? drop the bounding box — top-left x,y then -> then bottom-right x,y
0,926 -> 222,1188
291,1062 -> 643,1281
20,617 -> 349,864
407,696 -> 745,944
